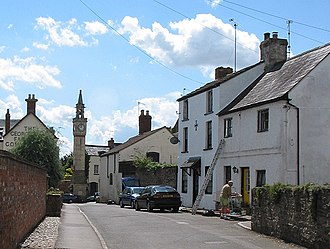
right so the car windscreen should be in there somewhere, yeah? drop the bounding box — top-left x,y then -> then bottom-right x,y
154,186 -> 176,193
132,187 -> 144,194
123,178 -> 139,187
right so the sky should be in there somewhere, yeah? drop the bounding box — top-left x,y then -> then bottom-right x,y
1,0 -> 330,157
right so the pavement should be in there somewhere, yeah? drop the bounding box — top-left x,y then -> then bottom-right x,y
54,204 -> 108,249
54,204 -> 251,249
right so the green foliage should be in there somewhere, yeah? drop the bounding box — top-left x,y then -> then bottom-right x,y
61,153 -> 73,180
265,182 -> 291,203
133,154 -> 176,170
258,183 -> 330,203
10,129 -> 61,188
46,187 -> 63,196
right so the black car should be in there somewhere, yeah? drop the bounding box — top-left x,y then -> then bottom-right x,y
135,185 -> 181,212
119,187 -> 145,208
62,193 -> 82,203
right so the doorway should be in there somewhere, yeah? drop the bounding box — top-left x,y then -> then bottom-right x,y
241,167 -> 250,206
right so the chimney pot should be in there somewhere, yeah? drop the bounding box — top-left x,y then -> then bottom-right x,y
272,32 -> 278,39
264,32 -> 270,40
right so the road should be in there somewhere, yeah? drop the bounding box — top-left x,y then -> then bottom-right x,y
79,203 -> 305,249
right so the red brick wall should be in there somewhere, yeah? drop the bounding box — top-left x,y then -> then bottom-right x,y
0,150 -> 48,249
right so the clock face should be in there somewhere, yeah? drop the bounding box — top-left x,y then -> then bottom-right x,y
78,123 -> 85,132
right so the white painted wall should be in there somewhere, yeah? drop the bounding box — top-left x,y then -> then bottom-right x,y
2,114 -> 49,151
289,55 -> 330,184
99,127 -> 178,203
177,64 -> 265,209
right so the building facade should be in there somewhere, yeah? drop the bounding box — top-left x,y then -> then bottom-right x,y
177,32 -> 330,210
99,110 -> 178,203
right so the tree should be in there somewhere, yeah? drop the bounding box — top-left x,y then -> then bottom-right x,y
11,129 -> 62,188
61,153 -> 73,180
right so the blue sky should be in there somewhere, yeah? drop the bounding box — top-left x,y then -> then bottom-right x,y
1,0 -> 329,156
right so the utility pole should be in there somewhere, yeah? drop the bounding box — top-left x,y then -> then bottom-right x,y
230,19 -> 238,72
287,20 -> 293,58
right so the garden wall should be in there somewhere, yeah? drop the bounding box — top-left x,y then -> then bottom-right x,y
136,167 -> 177,188
251,184 -> 330,249
0,150 -> 48,249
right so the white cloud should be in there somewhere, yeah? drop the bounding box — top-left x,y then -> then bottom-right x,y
21,47 -> 30,52
35,17 -> 87,47
88,92 -> 180,144
38,104 -> 75,127
119,14 -> 260,72
0,94 -> 23,117
0,46 -> 5,53
205,0 -> 222,8
7,24 -> 13,29
33,42 -> 49,50
0,56 -> 62,91
84,21 -> 108,35
34,17 -> 110,48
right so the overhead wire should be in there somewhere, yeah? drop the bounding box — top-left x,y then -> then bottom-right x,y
78,0 -> 203,85
152,0 -> 259,54
208,0 -> 326,44
221,0 -> 330,34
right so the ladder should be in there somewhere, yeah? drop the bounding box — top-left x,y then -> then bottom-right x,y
191,139 -> 225,215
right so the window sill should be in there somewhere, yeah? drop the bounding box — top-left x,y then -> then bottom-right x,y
204,111 -> 214,116
203,148 -> 213,151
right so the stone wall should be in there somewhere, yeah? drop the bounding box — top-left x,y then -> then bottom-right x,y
135,167 -> 177,188
0,150 -> 48,249
251,185 -> 330,249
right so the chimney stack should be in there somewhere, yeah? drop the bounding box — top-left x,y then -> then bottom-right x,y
25,94 -> 38,115
260,32 -> 288,72
108,138 -> 115,149
5,109 -> 10,135
139,110 -> 152,135
215,67 -> 233,80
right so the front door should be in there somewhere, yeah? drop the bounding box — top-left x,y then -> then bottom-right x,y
192,168 -> 199,205
241,167 -> 250,206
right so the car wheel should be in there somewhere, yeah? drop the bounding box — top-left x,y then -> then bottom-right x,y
172,207 -> 179,213
119,199 -> 124,208
147,202 -> 153,212
135,201 -> 140,211
69,199 -> 73,204
131,201 -> 135,209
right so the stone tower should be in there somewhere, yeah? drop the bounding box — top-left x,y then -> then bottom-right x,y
72,90 -> 88,198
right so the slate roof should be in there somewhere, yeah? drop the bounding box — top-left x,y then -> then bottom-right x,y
0,119 -> 20,129
101,126 -> 171,156
177,62 -> 263,101
218,42 -> 330,115
85,145 -> 111,156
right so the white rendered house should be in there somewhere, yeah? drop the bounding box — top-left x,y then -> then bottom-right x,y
99,111 -> 178,203
177,32 -> 330,209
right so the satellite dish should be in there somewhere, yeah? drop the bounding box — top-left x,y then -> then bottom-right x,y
170,136 -> 179,144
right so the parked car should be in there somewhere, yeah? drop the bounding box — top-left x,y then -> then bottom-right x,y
122,177 -> 140,190
62,193 -> 82,203
135,185 -> 181,212
86,192 -> 100,202
119,187 -> 145,208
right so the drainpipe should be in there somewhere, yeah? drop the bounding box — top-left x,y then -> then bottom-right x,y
288,103 -> 300,185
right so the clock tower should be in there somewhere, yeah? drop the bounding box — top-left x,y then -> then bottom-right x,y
72,90 -> 88,198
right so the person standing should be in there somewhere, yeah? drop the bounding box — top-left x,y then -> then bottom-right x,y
219,180 -> 233,219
